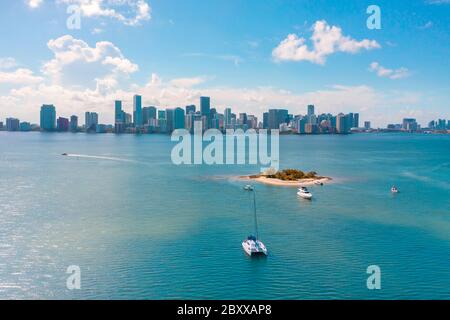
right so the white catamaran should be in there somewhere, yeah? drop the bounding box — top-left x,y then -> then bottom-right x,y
242,186 -> 268,256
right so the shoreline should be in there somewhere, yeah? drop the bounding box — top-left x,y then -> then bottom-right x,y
239,175 -> 333,187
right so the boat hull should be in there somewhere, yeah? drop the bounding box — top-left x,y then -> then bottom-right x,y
242,239 -> 268,256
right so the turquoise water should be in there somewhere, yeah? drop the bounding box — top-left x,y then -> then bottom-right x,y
0,132 -> 449,299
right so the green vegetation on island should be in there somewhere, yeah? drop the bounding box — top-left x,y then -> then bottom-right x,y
249,169 -> 325,181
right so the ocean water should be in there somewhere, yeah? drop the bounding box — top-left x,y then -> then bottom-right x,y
0,132 -> 449,300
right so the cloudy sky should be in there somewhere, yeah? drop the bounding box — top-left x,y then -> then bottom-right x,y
0,0 -> 449,127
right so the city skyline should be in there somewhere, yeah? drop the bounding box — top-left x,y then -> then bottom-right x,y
0,1 -> 449,127
1,95 -> 448,134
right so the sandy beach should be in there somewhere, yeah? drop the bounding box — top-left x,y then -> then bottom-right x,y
240,175 -> 332,187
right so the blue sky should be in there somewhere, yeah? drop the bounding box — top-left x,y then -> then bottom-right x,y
0,0 -> 449,126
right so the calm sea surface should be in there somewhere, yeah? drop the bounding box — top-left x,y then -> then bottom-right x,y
0,132 -> 449,299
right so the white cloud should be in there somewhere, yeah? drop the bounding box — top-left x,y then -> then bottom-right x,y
0,57 -> 18,70
0,68 -> 43,85
58,0 -> 151,26
170,76 -> 209,88
273,20 -> 380,65
369,62 -> 410,80
26,0 -> 43,9
42,35 -> 138,87
419,21 -> 433,29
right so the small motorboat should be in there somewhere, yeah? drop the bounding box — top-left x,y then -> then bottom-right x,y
297,187 -> 313,199
391,186 -> 399,194
242,236 -> 268,256
62,153 -> 68,156
243,185 -> 254,191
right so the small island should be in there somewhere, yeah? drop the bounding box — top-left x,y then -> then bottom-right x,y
241,168 -> 332,187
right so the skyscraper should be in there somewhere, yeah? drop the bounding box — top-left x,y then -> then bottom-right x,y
224,108 -> 232,128
336,113 -> 347,134
143,106 -> 157,125
186,105 -> 196,115
40,104 -> 56,131
6,118 -> 20,131
115,100 -> 123,123
166,108 -> 175,132
263,112 -> 269,129
70,115 -> 78,132
353,113 -> 360,128
307,105 -> 315,117
57,117 -> 69,132
200,96 -> 211,128
133,95 -> 143,127
174,107 -> 185,130
85,112 -> 98,131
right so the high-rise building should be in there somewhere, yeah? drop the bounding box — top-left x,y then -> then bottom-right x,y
115,100 -> 124,123
57,117 -> 69,132
85,112 -> 98,131
307,105 -> 315,117
133,95 -> 143,127
70,115 -> 78,132
297,117 -> 307,134
40,104 -> 56,131
174,107 -> 185,130
224,108 -> 232,128
6,118 -> 20,131
186,105 -> 196,115
239,113 -> 248,126
166,109 -> 175,132
263,112 -> 269,129
19,122 -> 31,132
143,106 -> 157,125
364,121 -> 371,130
353,113 -> 360,128
402,118 -> 418,131
200,96 -> 211,128
158,110 -> 166,120
336,113 -> 347,134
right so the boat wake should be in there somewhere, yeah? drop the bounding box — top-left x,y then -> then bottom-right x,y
63,153 -> 141,164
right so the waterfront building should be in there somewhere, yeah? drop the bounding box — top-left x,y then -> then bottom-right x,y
186,105 -> 196,115
6,118 -> 20,131
85,112 -> 98,132
174,107 -> 185,130
403,118 -> 418,131
19,122 -> 31,132
336,113 -> 348,134
263,112 -> 269,129
307,104 -> 315,118
158,110 -> 166,120
133,95 -> 143,127
57,117 -> 69,132
354,113 -> 360,128
96,124 -> 107,133
0,121 -> 3,130
268,109 -> 288,130
143,106 -> 157,125
166,109 -> 175,132
364,121 -> 371,130
40,104 -> 56,131
70,115 -> 78,132
305,123 -> 319,134
224,108 -> 232,128
200,96 -> 211,128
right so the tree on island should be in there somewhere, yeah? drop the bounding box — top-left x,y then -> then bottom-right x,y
263,169 -> 320,181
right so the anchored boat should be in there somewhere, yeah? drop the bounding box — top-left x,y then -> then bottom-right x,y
242,186 -> 268,256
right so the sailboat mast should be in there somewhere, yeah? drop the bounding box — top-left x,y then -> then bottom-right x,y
253,189 -> 259,240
